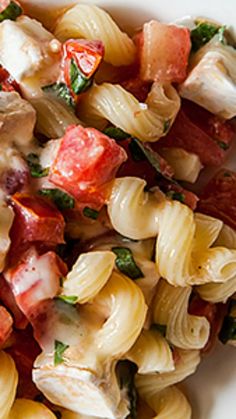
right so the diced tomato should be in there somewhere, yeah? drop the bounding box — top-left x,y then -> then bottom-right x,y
7,326 -> 41,399
5,248 -> 67,316
0,274 -> 28,329
9,193 -> 65,260
117,138 -> 174,186
156,100 -> 235,166
0,305 -> 13,346
189,294 -> 227,353
139,20 -> 191,84
0,65 -> 20,92
121,76 -> 151,102
63,39 -> 104,78
198,169 -> 236,230
49,125 -> 127,209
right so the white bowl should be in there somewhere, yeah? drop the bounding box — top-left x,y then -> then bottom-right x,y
21,1 -> 236,418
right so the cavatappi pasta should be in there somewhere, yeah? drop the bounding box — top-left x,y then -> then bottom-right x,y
0,2 -> 235,418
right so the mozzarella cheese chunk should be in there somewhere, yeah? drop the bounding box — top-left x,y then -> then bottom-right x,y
33,353 -> 129,419
0,16 -> 61,93
0,92 -> 36,147
179,39 -> 236,119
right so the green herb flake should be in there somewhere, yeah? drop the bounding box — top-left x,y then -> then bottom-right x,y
57,295 -> 78,305
217,140 -> 229,150
83,206 -> 99,220
112,247 -> 144,280
166,191 -> 185,203
163,119 -> 171,134
54,340 -> 69,365
103,126 -> 130,141
43,82 -> 75,108
0,1 -> 22,23
39,188 -> 75,210
151,323 -> 167,337
26,153 -> 49,178
219,316 -> 236,344
223,172 -> 231,177
70,58 -> 92,95
191,22 -> 223,52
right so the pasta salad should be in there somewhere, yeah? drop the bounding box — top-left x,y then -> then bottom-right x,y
0,1 -> 236,418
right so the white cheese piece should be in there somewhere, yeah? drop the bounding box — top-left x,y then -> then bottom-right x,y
0,92 -> 36,147
0,16 -> 61,94
179,39 -> 236,119
33,353 -> 129,419
0,196 -> 14,272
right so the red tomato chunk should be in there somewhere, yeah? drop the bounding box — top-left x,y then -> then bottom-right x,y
140,20 -> 191,84
0,305 -> 13,346
0,65 -> 20,92
10,193 -> 65,252
198,169 -> 236,230
49,125 -> 127,208
0,274 -> 28,329
63,39 -> 104,78
156,100 -> 235,166
5,248 -> 66,317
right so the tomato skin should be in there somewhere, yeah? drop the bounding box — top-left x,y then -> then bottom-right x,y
0,65 -> 20,92
9,193 -> 65,261
0,305 -> 13,346
0,274 -> 28,329
63,39 -> 104,77
189,294 -> 227,353
140,20 -> 191,84
49,125 -> 127,209
156,100 -> 235,166
198,169 -> 236,230
7,326 -> 41,399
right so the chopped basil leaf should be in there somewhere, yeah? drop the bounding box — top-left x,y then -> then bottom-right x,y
218,26 -> 227,44
103,126 -> 130,140
83,206 -> 99,220
54,340 -> 69,365
0,1 -> 22,22
217,140 -> 229,150
57,295 -> 78,305
26,153 -> 49,178
223,171 -> 231,177
166,191 -> 185,203
219,316 -> 236,344
163,119 -> 171,134
43,82 -> 75,108
70,58 -> 92,95
117,361 -> 137,419
191,22 -> 223,52
112,247 -> 144,280
128,140 -> 146,161
39,188 -> 75,210
151,323 -> 167,337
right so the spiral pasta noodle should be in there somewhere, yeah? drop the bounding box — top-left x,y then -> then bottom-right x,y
0,351 -> 18,419
127,329 -> 174,373
8,399 -> 56,418
160,147 -> 203,183
138,385 -> 191,419
153,279 -> 210,349
135,349 -> 200,394
54,4 -> 136,66
198,223 -> 236,302
77,82 -> 180,142
107,177 -> 236,286
62,251 -> 116,304
94,271 -> 147,358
